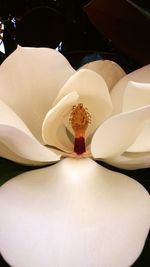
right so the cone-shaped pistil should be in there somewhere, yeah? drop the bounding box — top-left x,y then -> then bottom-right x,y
69,103 -> 91,155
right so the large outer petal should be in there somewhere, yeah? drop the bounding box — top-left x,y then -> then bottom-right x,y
80,59 -> 125,90
91,105 -> 150,159
0,158 -> 149,267
110,64 -> 150,115
0,46 -> 75,143
121,82 -> 150,153
0,99 -> 60,165
105,152 -> 150,170
53,69 -> 113,136
123,81 -> 150,112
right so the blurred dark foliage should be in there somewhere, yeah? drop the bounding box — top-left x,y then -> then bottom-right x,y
0,0 -> 148,71
84,0 -> 150,65
129,0 -> 150,8
0,1 -> 149,266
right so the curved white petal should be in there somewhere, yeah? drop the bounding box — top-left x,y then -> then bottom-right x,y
53,69 -> 113,136
91,105 -> 150,159
42,92 -> 79,153
126,123 -> 150,152
81,59 -> 125,90
0,142 -> 47,165
110,64 -> 150,115
0,99 -> 60,165
0,126 -> 61,164
122,82 -> 150,153
0,158 -> 149,267
0,46 -> 75,142
123,81 -> 150,111
105,152 -> 150,170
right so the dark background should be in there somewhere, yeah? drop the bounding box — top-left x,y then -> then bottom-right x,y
0,0 -> 149,266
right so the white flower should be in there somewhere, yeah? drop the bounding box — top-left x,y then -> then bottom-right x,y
0,46 -> 149,267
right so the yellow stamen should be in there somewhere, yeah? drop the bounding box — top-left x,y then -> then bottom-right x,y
69,103 -> 91,137
69,103 -> 91,155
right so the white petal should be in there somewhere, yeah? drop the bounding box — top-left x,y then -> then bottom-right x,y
0,142 -> 45,165
122,82 -> 150,152
0,99 -> 60,165
81,59 -> 125,90
53,69 -> 113,136
123,81 -> 150,111
91,105 -> 150,159
0,158 -> 149,267
127,123 -> 150,152
0,46 -> 75,142
110,64 -> 150,115
42,91 -> 79,153
105,152 -> 150,170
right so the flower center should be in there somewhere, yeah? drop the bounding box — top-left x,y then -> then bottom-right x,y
69,103 -> 91,155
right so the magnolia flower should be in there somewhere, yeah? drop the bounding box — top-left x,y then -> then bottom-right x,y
0,46 -> 150,267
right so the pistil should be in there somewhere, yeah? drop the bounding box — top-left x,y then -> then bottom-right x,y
69,103 -> 91,155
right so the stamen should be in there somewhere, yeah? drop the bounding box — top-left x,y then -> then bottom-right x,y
69,103 -> 91,155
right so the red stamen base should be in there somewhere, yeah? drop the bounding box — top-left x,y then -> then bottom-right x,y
74,137 -> 86,155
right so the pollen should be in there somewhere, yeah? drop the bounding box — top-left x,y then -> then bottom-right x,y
69,103 -> 91,137
69,103 -> 91,155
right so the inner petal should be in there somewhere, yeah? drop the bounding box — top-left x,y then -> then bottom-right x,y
53,69 -> 113,137
42,91 -> 79,153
